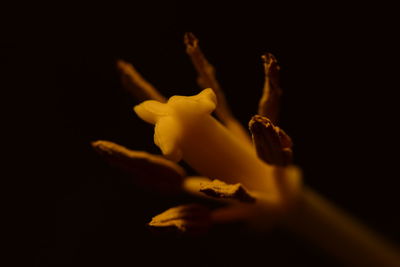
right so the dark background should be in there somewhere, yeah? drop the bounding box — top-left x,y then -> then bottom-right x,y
3,2 -> 399,266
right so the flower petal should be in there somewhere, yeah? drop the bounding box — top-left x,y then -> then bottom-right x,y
199,179 -> 256,203
154,117 -> 183,162
258,53 -> 282,123
249,115 -> 292,166
184,32 -> 252,146
183,176 -> 212,198
117,59 -> 166,103
91,140 -> 185,193
134,100 -> 170,124
148,204 -> 211,234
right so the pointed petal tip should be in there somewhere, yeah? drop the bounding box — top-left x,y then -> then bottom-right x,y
116,58 -> 129,70
184,32 -> 198,46
147,204 -> 211,235
133,100 -> 169,124
91,140 -> 114,154
261,53 -> 277,64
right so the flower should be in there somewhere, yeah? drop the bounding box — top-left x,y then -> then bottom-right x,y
92,32 -> 302,232
91,33 -> 400,266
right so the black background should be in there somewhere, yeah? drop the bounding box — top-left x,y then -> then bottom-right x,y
3,2 -> 399,266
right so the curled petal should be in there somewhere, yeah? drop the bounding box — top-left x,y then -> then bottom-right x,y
91,140 -> 185,193
167,88 -> 217,116
184,176 -> 272,204
249,115 -> 292,166
199,179 -> 256,203
183,176 -> 213,198
148,204 -> 211,234
134,100 -> 170,124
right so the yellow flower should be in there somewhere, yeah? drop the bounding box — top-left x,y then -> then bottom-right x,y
92,33 -> 400,266
93,32 -> 301,231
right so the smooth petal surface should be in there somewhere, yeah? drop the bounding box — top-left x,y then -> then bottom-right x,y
154,117 -> 183,162
134,100 -> 170,124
